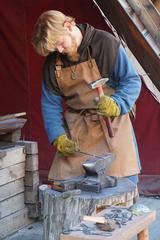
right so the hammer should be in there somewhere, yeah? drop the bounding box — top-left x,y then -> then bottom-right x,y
90,78 -> 114,138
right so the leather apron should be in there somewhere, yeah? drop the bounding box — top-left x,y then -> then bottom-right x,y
48,55 -> 140,180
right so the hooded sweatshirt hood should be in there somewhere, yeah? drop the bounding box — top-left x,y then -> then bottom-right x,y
77,23 -> 95,52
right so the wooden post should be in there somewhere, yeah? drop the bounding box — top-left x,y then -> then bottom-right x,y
94,0 -> 160,91
127,0 -> 160,48
155,0 -> 160,11
138,228 -> 149,240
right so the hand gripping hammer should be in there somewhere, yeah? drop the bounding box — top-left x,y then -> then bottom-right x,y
90,78 -> 114,138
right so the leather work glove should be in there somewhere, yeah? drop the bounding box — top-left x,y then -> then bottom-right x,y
96,95 -> 120,117
54,134 -> 77,156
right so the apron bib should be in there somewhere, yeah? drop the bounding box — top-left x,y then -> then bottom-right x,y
48,55 -> 139,180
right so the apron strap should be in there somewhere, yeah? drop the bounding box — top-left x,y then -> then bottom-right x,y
55,54 -> 63,79
55,47 -> 93,79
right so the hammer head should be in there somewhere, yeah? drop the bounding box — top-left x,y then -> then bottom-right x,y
90,77 -> 109,89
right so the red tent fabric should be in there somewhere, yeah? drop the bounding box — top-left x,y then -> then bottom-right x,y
0,0 -> 160,193
134,82 -> 160,175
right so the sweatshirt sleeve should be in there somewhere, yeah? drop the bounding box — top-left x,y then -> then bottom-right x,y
110,45 -> 141,114
41,81 -> 66,144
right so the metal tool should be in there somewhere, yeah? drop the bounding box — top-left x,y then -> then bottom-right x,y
63,226 -> 112,236
50,152 -> 117,192
90,77 -> 109,97
82,228 -> 112,236
89,78 -> 114,138
76,148 -> 106,159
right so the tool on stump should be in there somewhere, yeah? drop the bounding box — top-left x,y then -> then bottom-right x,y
89,77 -> 114,138
50,150 -> 117,192
76,148 -> 106,159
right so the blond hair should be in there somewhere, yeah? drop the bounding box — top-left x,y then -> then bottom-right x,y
32,10 -> 75,56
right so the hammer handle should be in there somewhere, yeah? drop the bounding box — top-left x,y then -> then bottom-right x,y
104,118 -> 114,138
97,87 -> 114,138
97,86 -> 104,97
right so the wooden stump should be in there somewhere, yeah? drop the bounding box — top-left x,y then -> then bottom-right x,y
43,178 -> 138,240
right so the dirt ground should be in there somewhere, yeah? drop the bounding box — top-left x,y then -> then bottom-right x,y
5,196 -> 160,240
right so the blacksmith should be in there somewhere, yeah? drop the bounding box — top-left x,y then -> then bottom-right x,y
32,10 -> 141,186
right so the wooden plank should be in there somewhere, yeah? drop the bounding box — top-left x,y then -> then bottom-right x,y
83,216 -> 106,223
155,0 -> 160,10
60,210 -> 156,240
0,193 -> 25,219
95,0 -> 160,91
0,141 -> 15,148
0,145 -> 25,169
0,151 -> 6,159
138,228 -> 149,240
127,0 -> 160,48
26,154 -> 39,171
0,118 -> 26,135
0,178 -> 24,202
0,162 -> 25,186
0,112 -> 26,121
0,129 -> 21,142
16,140 -> 38,154
0,208 -> 33,239
25,170 -> 39,187
141,0 -> 160,28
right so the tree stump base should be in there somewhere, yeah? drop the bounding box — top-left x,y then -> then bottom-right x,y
43,178 -> 138,240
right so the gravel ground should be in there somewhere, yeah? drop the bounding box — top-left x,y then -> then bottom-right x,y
5,196 -> 160,240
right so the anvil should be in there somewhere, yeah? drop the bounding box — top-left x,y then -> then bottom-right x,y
76,153 -> 117,192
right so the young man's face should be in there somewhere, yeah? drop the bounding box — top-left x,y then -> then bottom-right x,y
56,33 -> 79,62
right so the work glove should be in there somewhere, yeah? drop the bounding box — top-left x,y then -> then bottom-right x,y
53,134 -> 77,156
96,95 -> 120,117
